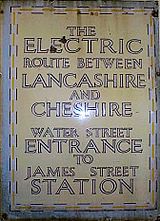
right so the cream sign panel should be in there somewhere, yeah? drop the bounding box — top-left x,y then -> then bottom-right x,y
10,8 -> 157,210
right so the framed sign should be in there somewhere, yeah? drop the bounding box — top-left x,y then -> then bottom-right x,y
3,5 -> 158,215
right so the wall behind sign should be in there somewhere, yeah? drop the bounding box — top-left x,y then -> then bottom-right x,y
0,3 -> 3,212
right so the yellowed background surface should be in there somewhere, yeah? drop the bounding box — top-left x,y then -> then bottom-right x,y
11,10 -> 155,210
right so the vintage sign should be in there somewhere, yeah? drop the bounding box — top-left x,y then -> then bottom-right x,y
9,7 -> 157,210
